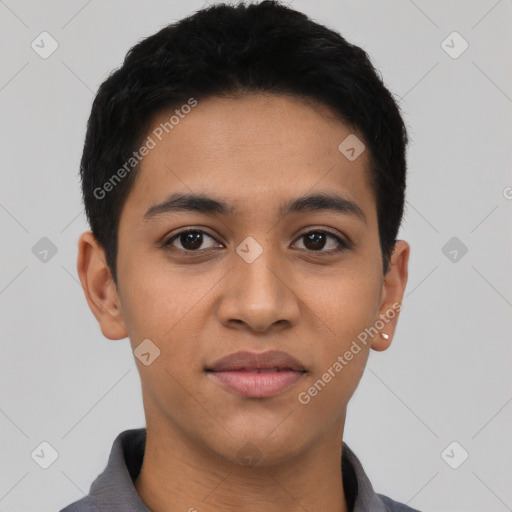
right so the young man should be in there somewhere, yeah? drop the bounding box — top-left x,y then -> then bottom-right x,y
63,1 -> 415,511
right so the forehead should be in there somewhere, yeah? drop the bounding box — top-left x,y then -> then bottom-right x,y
124,93 -> 376,223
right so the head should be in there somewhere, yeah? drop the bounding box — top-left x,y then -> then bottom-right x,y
77,1 -> 409,466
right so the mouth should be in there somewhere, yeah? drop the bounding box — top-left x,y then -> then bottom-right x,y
205,350 -> 307,398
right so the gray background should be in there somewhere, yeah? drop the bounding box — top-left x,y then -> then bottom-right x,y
1,1 -> 511,511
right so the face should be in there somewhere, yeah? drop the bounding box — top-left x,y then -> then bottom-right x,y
78,93 -> 409,466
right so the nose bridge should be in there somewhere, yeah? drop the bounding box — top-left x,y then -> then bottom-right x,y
239,247 -> 283,302
218,238 -> 300,331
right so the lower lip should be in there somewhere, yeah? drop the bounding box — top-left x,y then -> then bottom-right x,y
208,370 -> 305,398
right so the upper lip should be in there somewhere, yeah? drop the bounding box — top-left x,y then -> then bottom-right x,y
206,350 -> 306,372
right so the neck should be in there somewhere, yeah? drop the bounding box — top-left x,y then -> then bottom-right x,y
134,416 -> 349,512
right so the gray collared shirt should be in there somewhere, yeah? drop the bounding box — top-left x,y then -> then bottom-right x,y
59,428 -> 421,512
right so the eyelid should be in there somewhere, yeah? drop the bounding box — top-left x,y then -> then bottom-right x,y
294,225 -> 351,247
162,227 -> 222,249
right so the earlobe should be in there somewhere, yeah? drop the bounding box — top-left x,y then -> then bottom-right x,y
371,239 -> 410,352
76,231 -> 128,340
372,331 -> 393,351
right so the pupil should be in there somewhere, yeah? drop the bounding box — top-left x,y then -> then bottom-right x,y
182,231 -> 202,250
305,232 -> 325,251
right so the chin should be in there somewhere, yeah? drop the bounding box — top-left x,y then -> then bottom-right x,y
209,428 -> 308,468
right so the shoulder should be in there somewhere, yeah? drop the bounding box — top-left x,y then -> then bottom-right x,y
58,496 -> 99,512
377,493 -> 422,512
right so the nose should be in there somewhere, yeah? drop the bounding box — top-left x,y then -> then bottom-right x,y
216,248 -> 300,333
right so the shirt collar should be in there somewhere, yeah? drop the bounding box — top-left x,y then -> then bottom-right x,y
80,428 -> 392,512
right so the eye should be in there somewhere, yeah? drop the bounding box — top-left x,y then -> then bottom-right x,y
163,229 -> 221,252
293,229 -> 349,253
163,228 -> 350,254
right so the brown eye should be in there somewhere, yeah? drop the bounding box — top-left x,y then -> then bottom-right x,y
294,230 -> 349,252
164,230 -> 219,252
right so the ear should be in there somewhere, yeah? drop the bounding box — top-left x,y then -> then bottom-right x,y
371,240 -> 410,351
76,231 -> 128,340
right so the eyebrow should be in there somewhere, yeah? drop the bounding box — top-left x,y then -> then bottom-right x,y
143,191 -> 367,225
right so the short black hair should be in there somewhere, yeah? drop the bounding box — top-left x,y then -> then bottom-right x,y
80,0 -> 408,285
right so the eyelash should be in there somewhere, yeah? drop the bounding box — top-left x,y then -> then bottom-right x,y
162,227 -> 351,256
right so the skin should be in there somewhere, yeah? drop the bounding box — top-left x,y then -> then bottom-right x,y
77,93 -> 409,512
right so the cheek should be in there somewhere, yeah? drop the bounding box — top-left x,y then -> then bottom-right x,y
297,269 -> 380,398
301,266 -> 381,342
118,260 -> 208,342
119,268 -> 208,404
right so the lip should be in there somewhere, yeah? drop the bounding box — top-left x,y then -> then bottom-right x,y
206,350 -> 307,398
